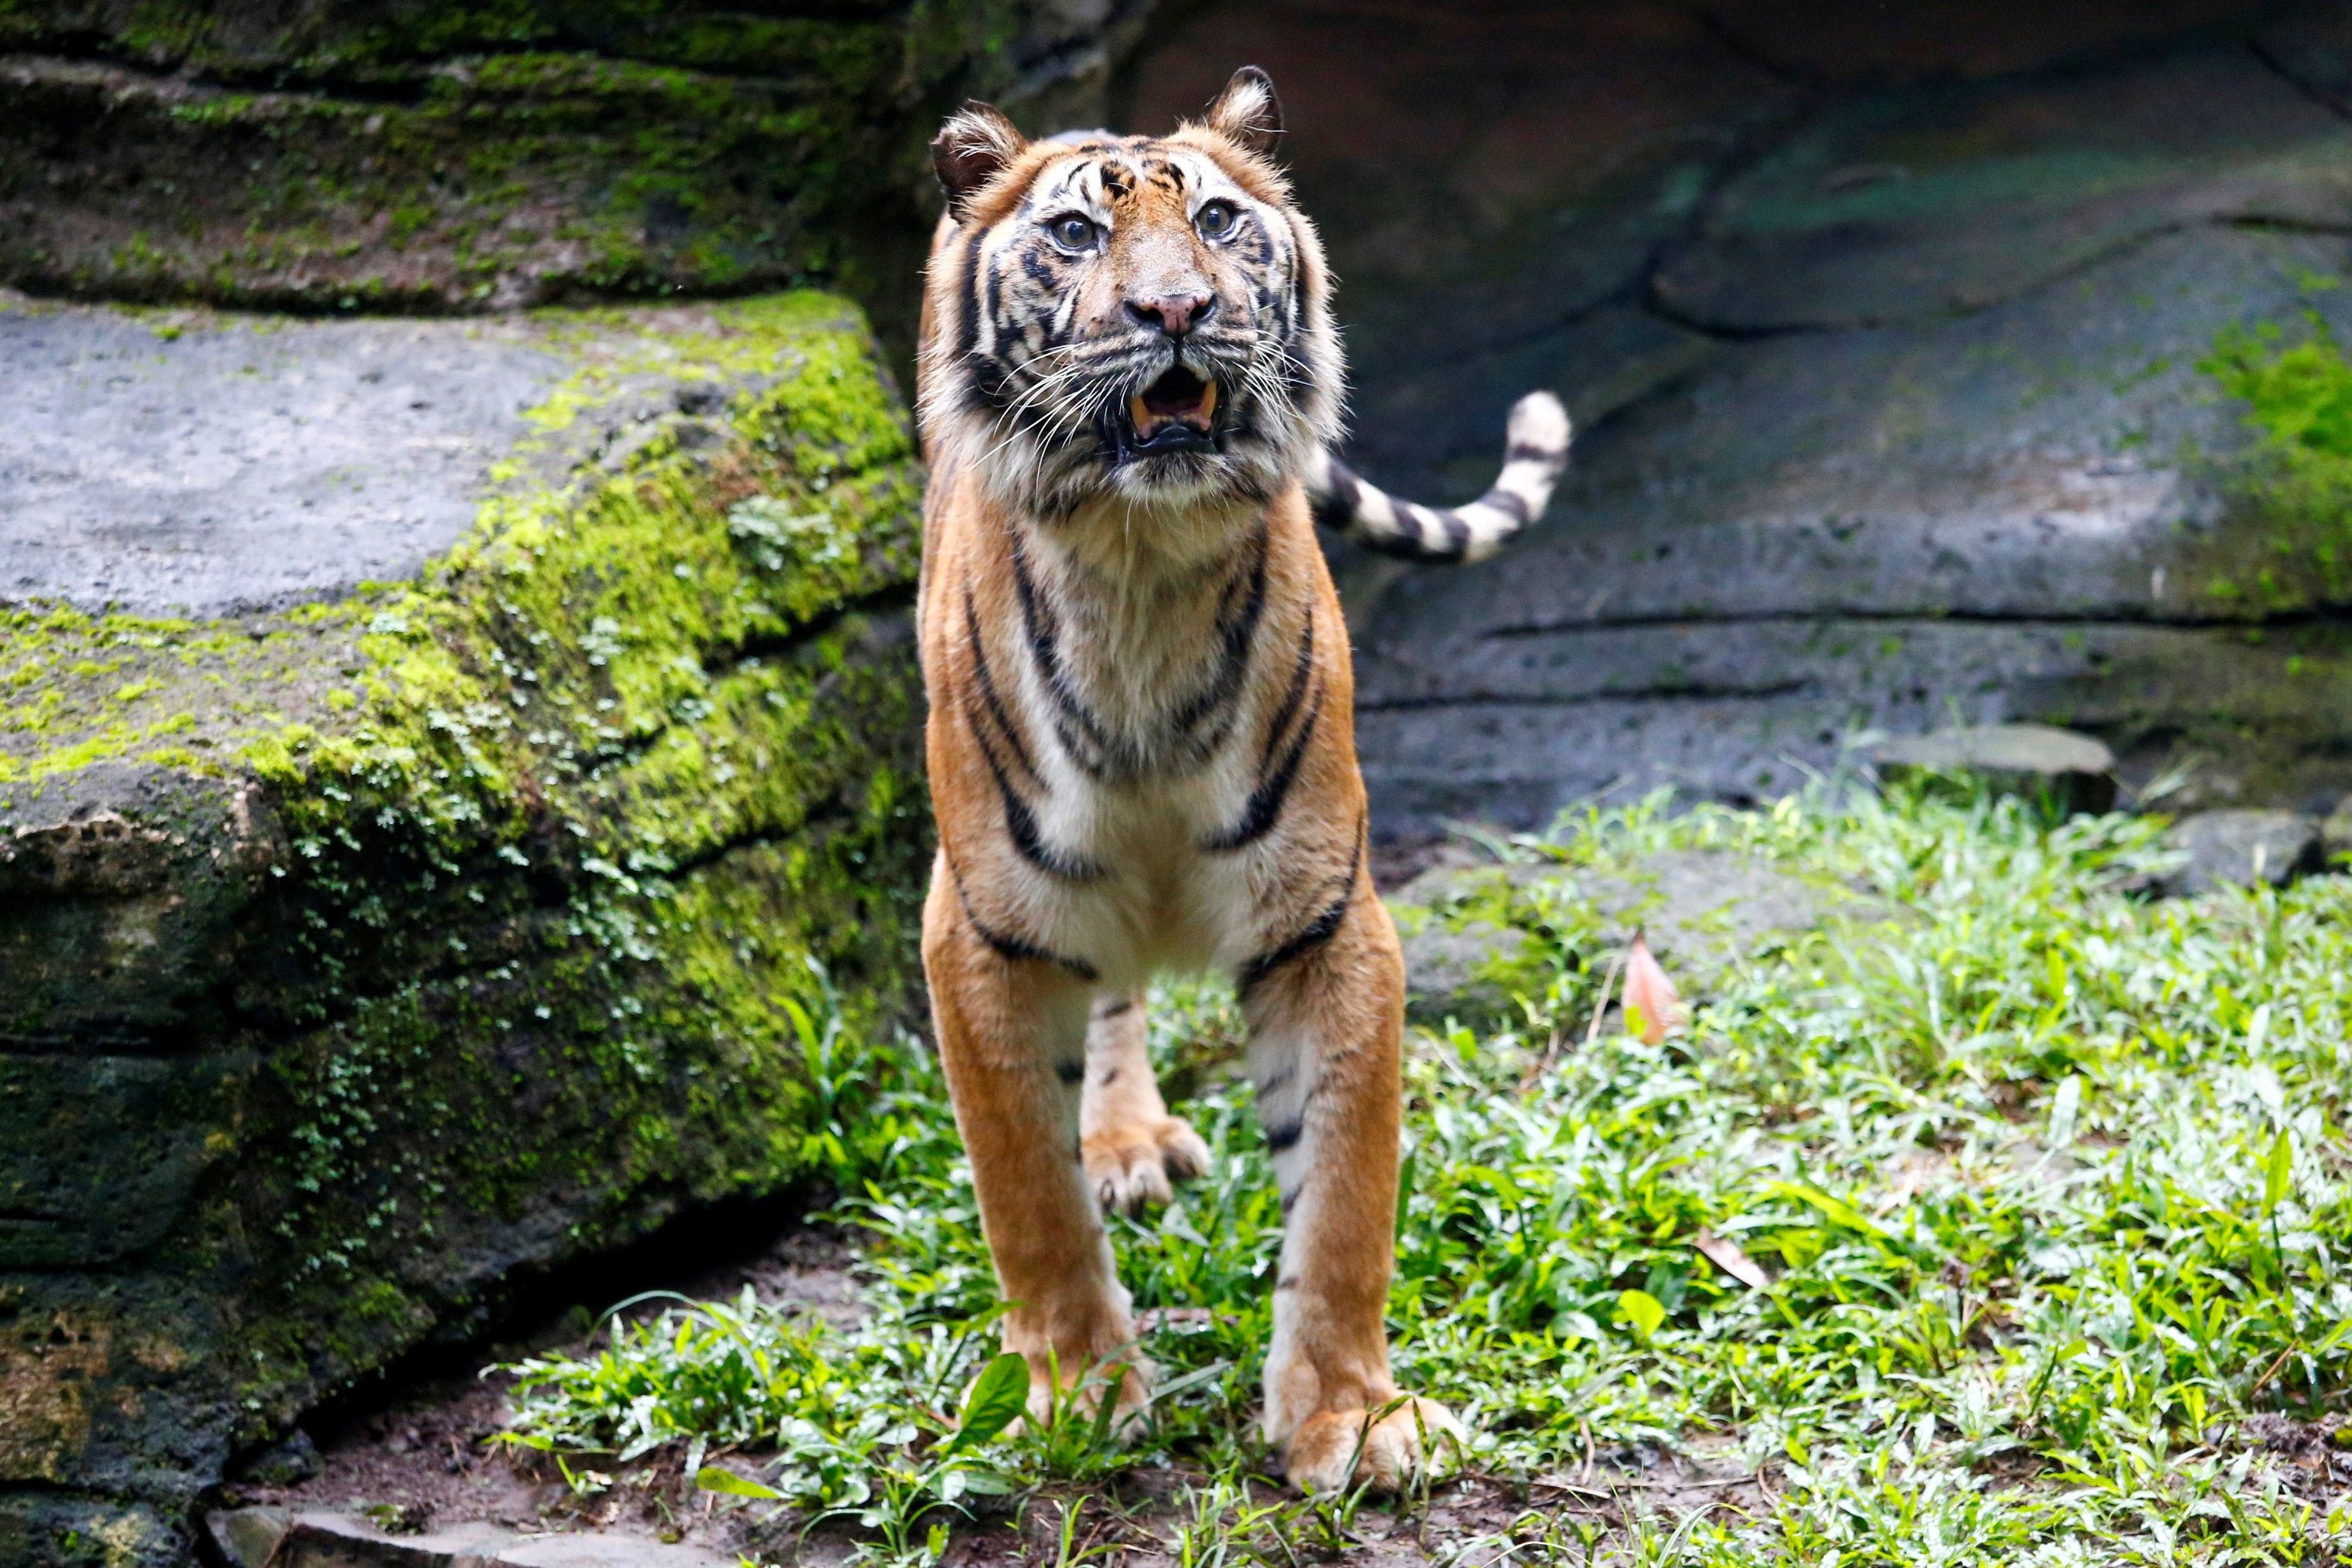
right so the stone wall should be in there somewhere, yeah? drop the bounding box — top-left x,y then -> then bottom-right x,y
0,0 -> 1153,338
0,292 -> 931,1567
1122,0 -> 2352,838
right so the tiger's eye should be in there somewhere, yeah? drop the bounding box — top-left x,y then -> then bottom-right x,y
1049,214 -> 1099,252
1196,201 -> 1237,239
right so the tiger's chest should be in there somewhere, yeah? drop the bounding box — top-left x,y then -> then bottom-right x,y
1002,577 -> 1290,982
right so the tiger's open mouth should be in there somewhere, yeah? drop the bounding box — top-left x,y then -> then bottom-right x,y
1121,367 -> 1220,456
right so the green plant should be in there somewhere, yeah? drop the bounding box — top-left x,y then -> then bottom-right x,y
503,781 -> 2352,1563
693,1349 -> 1029,1567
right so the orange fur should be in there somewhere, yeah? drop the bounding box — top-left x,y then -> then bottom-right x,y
911,70 -> 1473,1488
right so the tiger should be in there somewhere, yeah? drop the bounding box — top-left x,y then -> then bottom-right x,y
913,65 -> 1570,1492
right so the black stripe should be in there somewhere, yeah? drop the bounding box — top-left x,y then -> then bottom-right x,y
1094,997 -> 1135,1019
1506,441 -> 1561,464
1056,1059 -> 1086,1084
956,233 -> 984,361
1280,1185 -> 1303,1216
982,248 -> 1006,359
1262,617 -> 1315,764
963,374 -> 1006,417
1359,525 -> 1448,561
1204,685 -> 1321,852
1237,830 -> 1363,997
1008,527 -> 1112,775
965,589 -> 1037,781
948,858 -> 1098,981
1172,519 -> 1270,740
1264,1117 -> 1303,1153
1432,506 -> 1472,555
1477,486 -> 1532,523
971,708 -> 1103,881
1309,462 -> 1360,533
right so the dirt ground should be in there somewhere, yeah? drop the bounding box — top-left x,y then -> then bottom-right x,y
213,1220 -> 1781,1566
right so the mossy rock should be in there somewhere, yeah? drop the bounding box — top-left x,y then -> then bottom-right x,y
0,2 -> 1148,336
0,290 -> 928,1565
1389,847 -> 1900,1030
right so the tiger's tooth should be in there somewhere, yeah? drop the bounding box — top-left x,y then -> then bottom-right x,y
1129,394 -> 1154,432
1198,380 -> 1218,422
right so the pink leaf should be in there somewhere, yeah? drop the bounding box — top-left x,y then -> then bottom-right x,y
1621,930 -> 1686,1044
1693,1230 -> 1771,1291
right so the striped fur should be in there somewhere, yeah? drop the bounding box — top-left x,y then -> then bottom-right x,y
910,68 -> 1533,1495
1305,391 -> 1571,563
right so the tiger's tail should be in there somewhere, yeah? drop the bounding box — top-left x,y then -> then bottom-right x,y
1304,390 -> 1570,563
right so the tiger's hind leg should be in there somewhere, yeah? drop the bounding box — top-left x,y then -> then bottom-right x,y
1243,885 -> 1462,1491
1081,991 -> 1212,1216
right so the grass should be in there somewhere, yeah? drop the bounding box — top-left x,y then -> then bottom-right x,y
499,784 -> 2352,1565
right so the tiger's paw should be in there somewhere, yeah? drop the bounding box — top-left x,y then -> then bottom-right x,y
1281,1396 -> 1463,1494
1084,1114 -> 1211,1215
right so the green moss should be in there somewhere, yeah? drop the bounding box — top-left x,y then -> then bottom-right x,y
0,0 -> 1051,331
1,291 -> 933,1478
2199,311 -> 2352,604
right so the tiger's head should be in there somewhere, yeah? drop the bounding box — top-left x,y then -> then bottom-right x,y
917,67 -> 1343,524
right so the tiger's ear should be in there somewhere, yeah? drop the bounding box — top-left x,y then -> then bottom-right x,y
932,100 -> 1026,219
1202,66 -> 1282,158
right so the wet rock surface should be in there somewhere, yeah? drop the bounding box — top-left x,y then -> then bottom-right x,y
1870,724 -> 2120,813
0,301 -> 557,611
0,2 -> 1149,335
1122,0 -> 2352,839
2159,808 -> 2326,893
0,294 -> 930,1566
1390,846 -> 1898,1027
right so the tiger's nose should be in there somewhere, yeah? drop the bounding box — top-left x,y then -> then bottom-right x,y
1126,293 -> 1214,337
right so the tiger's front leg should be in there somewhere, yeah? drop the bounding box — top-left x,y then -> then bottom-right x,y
921,861 -> 1152,1431
1244,883 -> 1462,1491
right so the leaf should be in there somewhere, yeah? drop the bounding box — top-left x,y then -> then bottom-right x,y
1766,1180 -> 1894,1241
779,995 -> 819,1053
1087,1363 -> 1128,1446
2047,1073 -> 2082,1148
695,1466 -> 785,1500
947,1352 -> 1030,1451
1692,1230 -> 1772,1291
1616,1288 -> 1666,1342
1621,931 -> 1686,1044
2264,1128 -> 2293,1213
1558,1310 -> 1605,1345
956,1467 -> 1018,1496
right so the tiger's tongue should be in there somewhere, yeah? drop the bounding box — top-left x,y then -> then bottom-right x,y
1131,372 -> 1218,436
